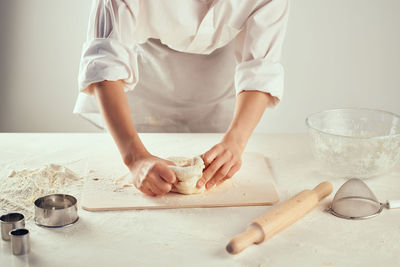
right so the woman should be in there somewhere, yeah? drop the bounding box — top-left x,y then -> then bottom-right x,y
73,0 -> 289,196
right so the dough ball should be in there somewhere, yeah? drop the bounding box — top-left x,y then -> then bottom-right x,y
168,156 -> 205,195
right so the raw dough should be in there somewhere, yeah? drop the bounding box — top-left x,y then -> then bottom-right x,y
168,156 -> 205,195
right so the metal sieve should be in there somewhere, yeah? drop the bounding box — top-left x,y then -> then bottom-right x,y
328,178 -> 400,220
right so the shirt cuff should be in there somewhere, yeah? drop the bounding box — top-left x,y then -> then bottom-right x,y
234,58 -> 284,102
78,38 -> 138,93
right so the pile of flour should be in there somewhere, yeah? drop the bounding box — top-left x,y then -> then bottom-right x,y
0,164 -> 82,220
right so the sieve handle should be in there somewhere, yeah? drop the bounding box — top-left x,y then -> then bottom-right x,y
312,181 -> 333,201
387,200 -> 400,209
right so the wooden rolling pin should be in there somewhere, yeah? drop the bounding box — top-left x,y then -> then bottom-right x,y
226,181 -> 333,254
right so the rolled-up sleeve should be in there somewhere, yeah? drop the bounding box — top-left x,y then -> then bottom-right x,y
78,0 -> 138,93
234,0 -> 289,104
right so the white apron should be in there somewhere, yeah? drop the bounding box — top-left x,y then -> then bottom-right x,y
73,0 -> 288,132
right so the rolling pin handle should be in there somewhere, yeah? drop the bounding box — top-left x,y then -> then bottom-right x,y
312,181 -> 333,201
226,224 -> 264,255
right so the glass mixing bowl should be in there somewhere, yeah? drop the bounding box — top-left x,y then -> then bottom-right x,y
306,108 -> 400,178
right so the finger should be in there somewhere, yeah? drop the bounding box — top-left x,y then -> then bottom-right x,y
143,188 -> 156,196
202,144 -> 224,166
146,180 -> 164,196
149,186 -> 164,196
150,174 -> 172,195
216,162 -> 242,186
139,181 -> 156,197
225,163 -> 241,179
152,162 -> 176,184
197,152 -> 230,188
206,162 -> 233,189
143,175 -> 165,196
216,177 -> 227,186
147,187 -> 159,196
131,161 -> 156,188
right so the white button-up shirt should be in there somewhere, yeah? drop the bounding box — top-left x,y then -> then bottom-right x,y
74,0 -> 289,132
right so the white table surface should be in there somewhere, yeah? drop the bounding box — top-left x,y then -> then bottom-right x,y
0,133 -> 399,267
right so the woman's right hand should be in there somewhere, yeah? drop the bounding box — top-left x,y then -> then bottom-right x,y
128,154 -> 177,197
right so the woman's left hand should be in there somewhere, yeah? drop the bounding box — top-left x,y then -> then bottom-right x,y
196,136 -> 244,189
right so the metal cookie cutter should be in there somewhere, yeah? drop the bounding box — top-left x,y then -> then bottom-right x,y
34,194 -> 79,228
10,228 -> 30,255
0,213 -> 25,241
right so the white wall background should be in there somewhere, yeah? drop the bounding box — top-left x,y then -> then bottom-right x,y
0,0 -> 399,133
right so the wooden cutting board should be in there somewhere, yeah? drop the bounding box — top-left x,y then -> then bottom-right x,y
81,152 -> 279,211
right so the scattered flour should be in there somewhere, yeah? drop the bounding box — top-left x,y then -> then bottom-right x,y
0,164 -> 82,220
